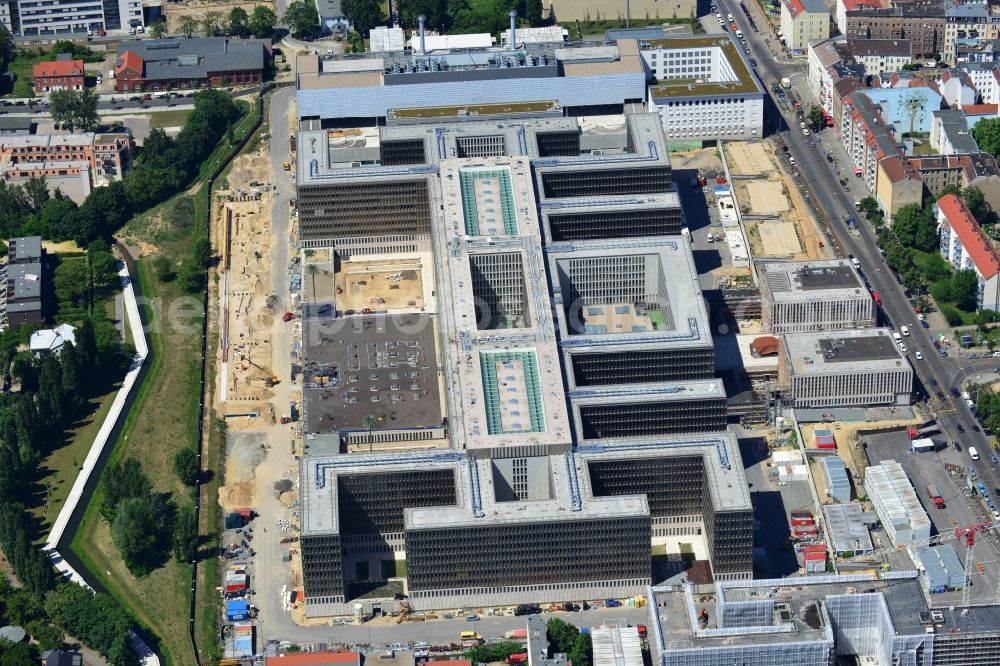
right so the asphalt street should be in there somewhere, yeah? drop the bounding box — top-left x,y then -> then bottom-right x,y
717,0 -> 1000,574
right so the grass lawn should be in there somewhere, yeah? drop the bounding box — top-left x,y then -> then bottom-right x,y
559,17 -> 702,38
69,98 -> 262,666
149,109 -> 193,129
911,249 -> 979,325
2,47 -> 103,98
70,250 -> 202,666
29,386 -> 121,533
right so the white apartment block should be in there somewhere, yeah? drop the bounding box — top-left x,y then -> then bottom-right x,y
937,193 -> 1000,310
8,0 -> 143,37
759,259 -> 875,333
808,39 -> 843,114
959,63 -> 1000,103
641,35 -> 765,141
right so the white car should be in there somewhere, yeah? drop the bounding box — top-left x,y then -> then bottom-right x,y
707,233 -> 715,243
899,344 -> 908,353
915,351 -> 923,360
802,128 -> 810,135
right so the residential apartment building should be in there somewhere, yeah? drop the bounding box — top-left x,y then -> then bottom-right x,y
32,58 -> 84,94
780,0 -> 830,53
0,133 -> 130,187
835,0 -> 880,35
957,62 -> 1000,102
840,93 -> 902,194
938,69 -> 976,108
807,38 -> 851,113
8,0 -> 142,37
876,155 -> 923,218
909,152 -> 1000,212
845,5 -> 945,59
937,192 -> 1000,310
759,259 -> 875,333
3,236 -> 45,329
943,4 -> 1000,66
115,38 -> 268,92
780,329 -> 913,408
930,109 -> 979,155
848,39 -> 912,76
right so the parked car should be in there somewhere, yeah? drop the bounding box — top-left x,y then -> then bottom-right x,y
951,387 -> 962,397
955,442 -> 962,451
957,424 -> 965,433
514,604 -> 541,616
929,377 -> 938,386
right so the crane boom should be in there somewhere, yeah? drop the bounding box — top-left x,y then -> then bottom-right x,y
839,521 -> 999,564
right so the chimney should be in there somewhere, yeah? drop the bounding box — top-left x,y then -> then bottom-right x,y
509,10 -> 517,49
418,14 -> 426,54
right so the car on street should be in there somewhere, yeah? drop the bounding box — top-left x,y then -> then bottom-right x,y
915,351 -> 923,360
957,424 -> 966,433
921,320 -> 929,328
955,442 -> 962,451
826,154 -> 834,163
991,454 -> 998,465
899,344 -> 908,353
802,128 -> 810,135
929,377 -> 938,386
750,59 -> 757,67
937,391 -> 946,399
974,424 -> 981,432
951,387 -> 962,397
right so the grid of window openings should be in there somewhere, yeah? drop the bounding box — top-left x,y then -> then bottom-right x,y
579,398 -> 727,439
469,252 -> 530,330
571,348 -> 716,386
657,98 -> 749,139
404,516 -> 651,590
337,470 -> 458,535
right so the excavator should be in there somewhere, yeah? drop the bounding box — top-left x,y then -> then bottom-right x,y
238,353 -> 280,387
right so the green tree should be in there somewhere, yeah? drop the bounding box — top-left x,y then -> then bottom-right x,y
0,640 -> 39,666
249,5 -> 278,38
465,643 -> 525,664
99,457 -> 150,522
0,22 -> 15,73
202,10 -> 225,36
858,196 -> 880,218
568,632 -> 593,666
283,0 -> 321,39
973,116 -> 1000,157
25,621 -> 64,652
48,89 -> 77,130
228,6 -> 251,36
76,87 -> 99,131
173,447 -> 199,485
148,18 -> 167,38
111,494 -> 173,575
807,104 -> 824,129
921,251 -> 952,282
397,0 -> 447,30
179,15 -> 199,37
546,618 -> 579,654
53,258 -> 90,309
172,503 -> 198,562
951,269 -> 980,311
342,0 -> 383,35
44,584 -> 133,666
892,203 -> 937,252
152,254 -> 175,282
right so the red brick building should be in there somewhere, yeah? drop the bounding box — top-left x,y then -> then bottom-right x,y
114,37 -> 267,92
33,59 -> 85,94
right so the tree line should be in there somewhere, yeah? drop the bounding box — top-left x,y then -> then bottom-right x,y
0,318 -> 137,665
0,89 -> 239,248
165,5 -> 278,40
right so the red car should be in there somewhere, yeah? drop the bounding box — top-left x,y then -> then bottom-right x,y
282,311 -> 294,322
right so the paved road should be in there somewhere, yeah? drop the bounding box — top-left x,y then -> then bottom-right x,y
717,0 -> 1000,574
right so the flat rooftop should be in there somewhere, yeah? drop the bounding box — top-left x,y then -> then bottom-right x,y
784,329 -> 907,374
547,237 -> 711,355
437,157 -> 571,453
652,572 -> 928,651
761,259 -> 867,302
578,430 -> 752,512
644,35 -> 763,99
6,262 -> 42,301
301,314 -> 444,435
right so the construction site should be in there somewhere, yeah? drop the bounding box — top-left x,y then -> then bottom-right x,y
724,141 -> 830,261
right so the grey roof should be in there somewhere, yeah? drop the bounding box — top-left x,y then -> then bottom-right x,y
849,38 -> 911,57
822,503 -> 873,553
316,0 -> 344,19
821,455 -> 852,503
606,27 -> 667,40
6,262 -> 42,301
784,328 -> 908,374
0,117 -> 32,133
116,38 -> 266,81
934,109 -> 980,154
795,0 -> 828,14
913,543 -> 965,590
760,259 -> 867,303
9,236 -> 42,263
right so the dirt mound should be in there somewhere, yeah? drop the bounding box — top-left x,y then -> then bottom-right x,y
219,480 -> 256,512
279,490 -> 298,506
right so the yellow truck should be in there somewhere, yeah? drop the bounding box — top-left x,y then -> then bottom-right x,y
282,160 -> 291,171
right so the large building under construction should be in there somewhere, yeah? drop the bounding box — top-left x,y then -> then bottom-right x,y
294,41 -> 753,616
648,572 -> 1000,666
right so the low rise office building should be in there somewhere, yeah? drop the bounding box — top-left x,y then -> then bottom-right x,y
641,35 -> 765,141
759,259 -> 874,333
780,329 -> 912,408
